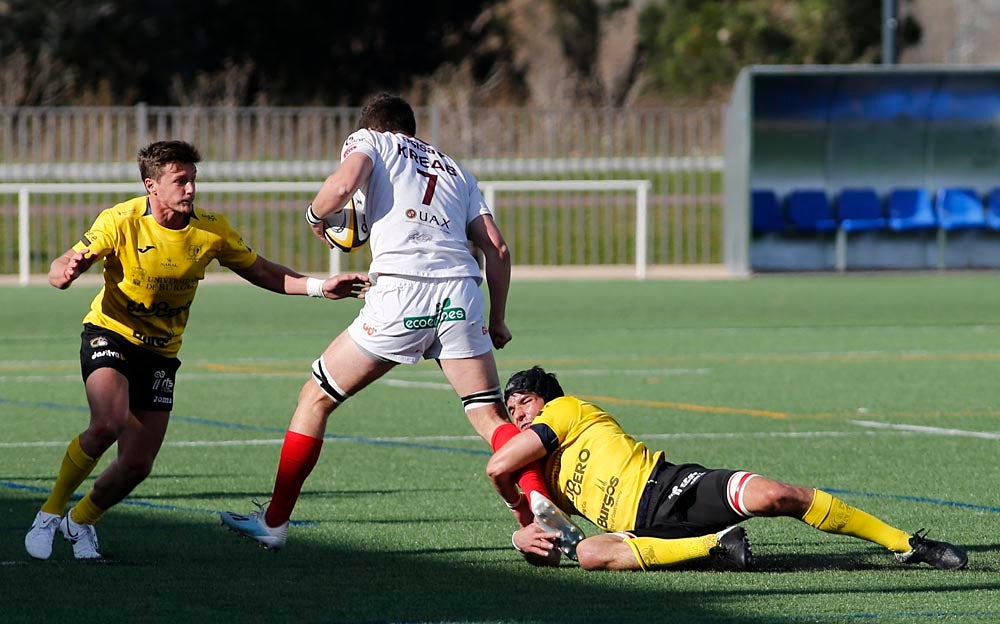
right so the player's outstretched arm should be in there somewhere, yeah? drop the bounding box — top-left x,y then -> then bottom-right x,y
322,273 -> 371,299
234,256 -> 369,299
49,248 -> 96,289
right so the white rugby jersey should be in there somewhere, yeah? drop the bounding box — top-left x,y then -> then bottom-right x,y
342,129 -> 490,280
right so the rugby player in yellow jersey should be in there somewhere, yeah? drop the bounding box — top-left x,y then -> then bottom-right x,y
24,140 -> 370,561
488,366 -> 968,571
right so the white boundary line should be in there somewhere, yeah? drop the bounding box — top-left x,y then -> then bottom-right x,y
0,369 -> 710,384
850,419 -> 1000,440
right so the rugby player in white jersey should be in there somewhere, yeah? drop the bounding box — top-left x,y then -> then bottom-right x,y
221,93 -> 549,549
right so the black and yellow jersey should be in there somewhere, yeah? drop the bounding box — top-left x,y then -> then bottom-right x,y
531,396 -> 663,532
73,196 -> 257,357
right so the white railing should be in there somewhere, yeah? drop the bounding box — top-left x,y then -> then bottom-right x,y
1,179 -> 652,284
480,180 -> 652,279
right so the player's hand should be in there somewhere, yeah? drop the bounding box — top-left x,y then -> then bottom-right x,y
322,273 -> 370,299
63,249 -> 95,284
513,523 -> 561,564
489,320 -> 512,350
309,220 -> 335,249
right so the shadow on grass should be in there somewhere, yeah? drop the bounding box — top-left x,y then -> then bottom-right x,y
0,495 -> 756,624
3,495 -> 995,624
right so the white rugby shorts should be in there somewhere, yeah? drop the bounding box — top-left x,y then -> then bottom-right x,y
347,275 -> 493,364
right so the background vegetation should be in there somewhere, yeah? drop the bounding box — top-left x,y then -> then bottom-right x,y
0,0 -> 919,107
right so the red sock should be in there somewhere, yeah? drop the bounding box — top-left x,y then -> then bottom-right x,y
490,422 -> 519,451
265,430 -> 323,527
490,423 -> 551,500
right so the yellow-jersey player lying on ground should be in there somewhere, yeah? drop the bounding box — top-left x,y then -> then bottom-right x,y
488,366 -> 968,572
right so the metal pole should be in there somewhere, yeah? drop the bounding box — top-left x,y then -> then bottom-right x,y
18,187 -> 30,285
635,181 -> 649,280
882,0 -> 898,65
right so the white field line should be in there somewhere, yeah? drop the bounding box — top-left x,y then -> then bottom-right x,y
0,430 -> 897,449
0,369 -> 709,385
850,419 -> 1000,440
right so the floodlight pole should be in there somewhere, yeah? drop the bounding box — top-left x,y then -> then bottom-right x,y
882,0 -> 898,65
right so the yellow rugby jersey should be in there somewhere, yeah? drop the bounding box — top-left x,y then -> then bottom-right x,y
532,396 -> 663,532
73,196 -> 257,357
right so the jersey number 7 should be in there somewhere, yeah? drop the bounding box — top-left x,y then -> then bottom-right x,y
416,170 -> 438,205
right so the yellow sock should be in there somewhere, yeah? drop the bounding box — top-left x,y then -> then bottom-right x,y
624,533 -> 718,570
40,436 -> 101,516
70,492 -> 107,525
801,489 -> 912,553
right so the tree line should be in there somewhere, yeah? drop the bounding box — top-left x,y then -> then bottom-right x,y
0,0 -> 917,107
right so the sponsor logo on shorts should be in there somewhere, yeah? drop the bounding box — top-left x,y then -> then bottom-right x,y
403,297 -> 466,330
89,336 -> 109,348
668,471 -> 706,500
91,349 -> 124,361
152,395 -> 173,404
151,370 -> 174,393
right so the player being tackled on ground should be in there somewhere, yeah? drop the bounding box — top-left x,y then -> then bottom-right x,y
24,140 -> 369,561
488,366 -> 969,572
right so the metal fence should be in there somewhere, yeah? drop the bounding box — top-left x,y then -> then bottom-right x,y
2,180 -> 654,284
0,105 -> 725,275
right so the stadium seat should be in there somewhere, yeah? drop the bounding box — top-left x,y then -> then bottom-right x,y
751,189 -> 787,233
936,188 -> 986,230
786,189 -> 837,232
887,188 -> 937,231
836,188 -> 886,232
986,189 -> 1000,230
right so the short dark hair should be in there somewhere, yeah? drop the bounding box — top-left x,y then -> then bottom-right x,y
137,140 -> 201,183
504,366 -> 565,404
358,92 -> 416,135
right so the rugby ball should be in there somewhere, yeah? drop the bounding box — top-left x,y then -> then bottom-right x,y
323,193 -> 370,252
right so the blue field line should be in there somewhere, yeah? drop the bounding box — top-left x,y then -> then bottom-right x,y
0,480 -> 314,526
6,396 -> 997,515
0,397 -> 89,412
825,488 -> 1000,514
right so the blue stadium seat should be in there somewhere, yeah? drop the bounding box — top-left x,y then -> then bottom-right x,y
751,189 -> 787,233
786,189 -> 836,232
986,189 -> 1000,230
887,188 -> 937,231
936,188 -> 986,230
837,188 -> 886,232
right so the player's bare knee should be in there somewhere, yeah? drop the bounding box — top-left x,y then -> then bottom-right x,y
755,481 -> 812,516
576,540 -> 613,571
82,422 -> 124,452
119,457 -> 155,483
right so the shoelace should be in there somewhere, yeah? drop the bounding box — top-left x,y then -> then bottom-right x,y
250,497 -> 270,514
